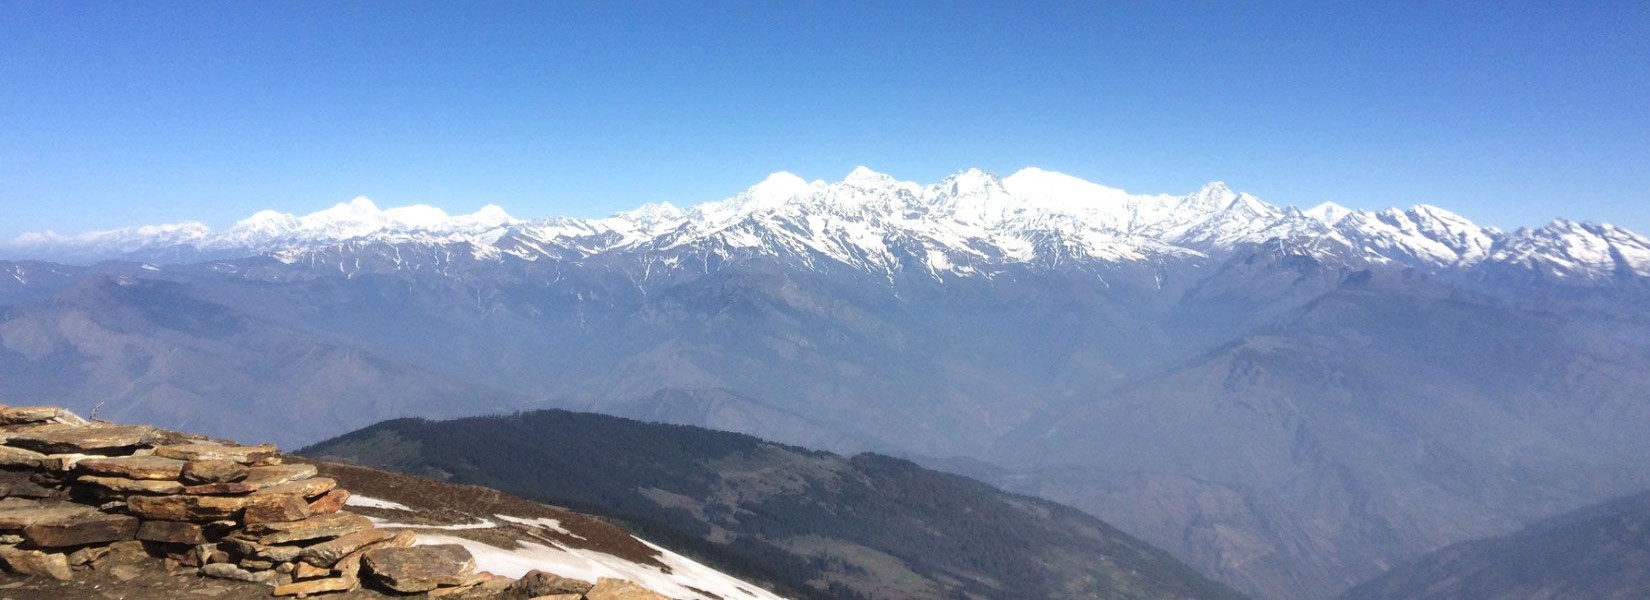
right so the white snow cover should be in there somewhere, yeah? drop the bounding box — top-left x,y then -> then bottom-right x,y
495,514 -> 582,539
6,166 -> 1645,282
344,494 -> 413,512
416,531 -> 787,600
342,493 -> 780,598
7,197 -> 517,260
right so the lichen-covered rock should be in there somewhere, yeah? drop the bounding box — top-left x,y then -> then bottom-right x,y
0,445 -> 48,468
153,442 -> 278,464
77,455 -> 187,480
242,463 -> 317,487
306,488 -> 350,514
273,575 -> 358,596
252,476 -> 336,499
0,406 -> 85,426
200,561 -> 281,585
586,577 -> 671,600
126,493 -> 251,521
22,511 -> 138,547
363,544 -> 476,593
180,481 -> 260,495
0,471 -> 59,499
292,560 -> 330,579
77,474 -> 186,494
0,547 -> 73,580
0,407 -> 496,597
299,527 -> 396,567
460,574 -> 523,597
37,453 -> 91,472
511,569 -> 596,596
221,535 -> 304,562
242,494 -> 311,524
136,520 -> 209,545
5,423 -> 159,454
65,544 -> 111,567
0,498 -> 102,529
180,458 -> 249,484
244,511 -> 373,545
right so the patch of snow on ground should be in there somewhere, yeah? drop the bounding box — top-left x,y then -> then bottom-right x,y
415,533 -> 787,600
496,514 -> 585,540
345,494 -> 413,511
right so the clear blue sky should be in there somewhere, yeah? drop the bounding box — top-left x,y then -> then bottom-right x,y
2,1 -> 1647,238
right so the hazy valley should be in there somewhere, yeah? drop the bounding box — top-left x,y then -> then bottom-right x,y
5,168 -> 1649,599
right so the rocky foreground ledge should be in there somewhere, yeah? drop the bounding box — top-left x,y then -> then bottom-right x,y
0,404 -> 668,599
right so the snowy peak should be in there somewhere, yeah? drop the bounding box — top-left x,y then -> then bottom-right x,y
1186,181 -> 1239,210
929,168 -> 1023,225
4,167 -> 1643,287
289,196 -> 517,232
744,171 -> 817,204
4,197 -> 521,263
458,204 -> 517,228
843,165 -> 898,188
615,202 -> 685,227
1304,202 -> 1353,225
1001,167 -> 1142,210
11,221 -> 212,248
214,197 -> 518,250
1489,219 -> 1650,279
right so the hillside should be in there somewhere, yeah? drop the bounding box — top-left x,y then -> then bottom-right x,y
0,403 -> 785,599
1337,489 -> 1650,600
983,272 -> 1650,597
301,409 -> 1248,600
7,168 -> 1650,599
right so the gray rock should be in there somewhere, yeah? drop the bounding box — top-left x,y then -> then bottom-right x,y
0,547 -> 72,580
181,458 -> 250,484
363,544 -> 476,593
154,443 -> 279,465
22,512 -> 138,547
0,406 -> 85,426
5,423 -> 159,454
201,561 -> 280,584
511,569 -> 595,596
0,498 -> 102,529
78,455 -> 188,480
245,512 -> 373,545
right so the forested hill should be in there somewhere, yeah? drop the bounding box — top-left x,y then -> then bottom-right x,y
300,409 -> 1246,600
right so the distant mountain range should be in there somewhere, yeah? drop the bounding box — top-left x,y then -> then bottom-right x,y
9,167 -> 1649,283
4,168 -> 1649,599
301,408 -> 1249,600
1338,487 -> 1650,600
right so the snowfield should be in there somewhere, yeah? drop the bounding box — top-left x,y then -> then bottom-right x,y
9,166 -> 1647,283
348,494 -> 787,600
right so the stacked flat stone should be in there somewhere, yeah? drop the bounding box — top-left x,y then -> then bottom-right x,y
0,404 -> 677,599
0,404 -> 501,597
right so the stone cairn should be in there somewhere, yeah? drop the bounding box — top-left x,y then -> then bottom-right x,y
0,405 -> 667,599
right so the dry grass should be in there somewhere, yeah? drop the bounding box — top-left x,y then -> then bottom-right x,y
309,460 -> 666,568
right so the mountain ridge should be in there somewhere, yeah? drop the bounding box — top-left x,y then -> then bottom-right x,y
5,167 -> 1650,599
1337,487 -> 1650,600
9,167 -> 1648,285
301,408 -> 1251,600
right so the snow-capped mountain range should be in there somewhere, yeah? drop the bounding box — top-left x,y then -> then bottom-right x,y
8,167 -> 1649,283
8,167 -> 1650,600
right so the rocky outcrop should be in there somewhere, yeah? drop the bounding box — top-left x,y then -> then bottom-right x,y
0,404 -> 667,599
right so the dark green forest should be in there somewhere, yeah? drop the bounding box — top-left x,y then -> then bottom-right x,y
302,409 -> 1245,600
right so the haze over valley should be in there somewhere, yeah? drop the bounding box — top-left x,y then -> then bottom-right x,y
5,168 -> 1649,598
